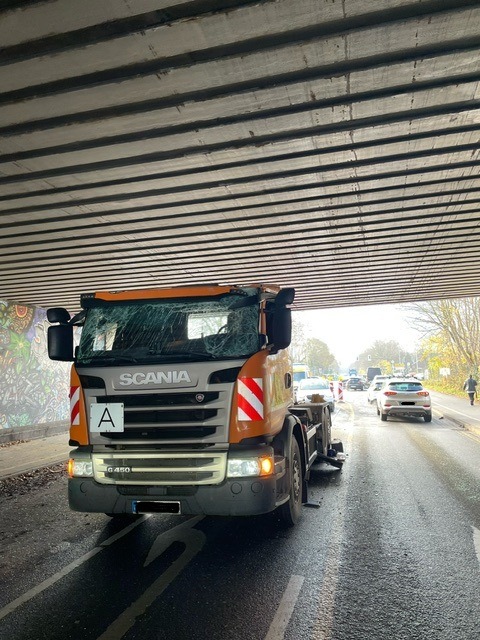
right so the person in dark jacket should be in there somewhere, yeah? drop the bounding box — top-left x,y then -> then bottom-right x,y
463,375 -> 478,406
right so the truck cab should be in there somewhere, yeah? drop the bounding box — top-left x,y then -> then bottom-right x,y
48,284 -> 342,525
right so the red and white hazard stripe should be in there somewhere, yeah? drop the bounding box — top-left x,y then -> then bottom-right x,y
70,386 -> 80,426
337,381 -> 344,402
237,378 -> 264,421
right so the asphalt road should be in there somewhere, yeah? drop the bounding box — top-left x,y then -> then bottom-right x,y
1,391 -> 479,640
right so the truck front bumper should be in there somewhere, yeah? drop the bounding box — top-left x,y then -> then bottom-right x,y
69,473 -> 284,516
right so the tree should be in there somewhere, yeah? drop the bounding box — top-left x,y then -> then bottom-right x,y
303,338 -> 339,375
355,340 -> 413,373
408,298 -> 480,376
291,315 -> 339,374
290,317 -> 308,362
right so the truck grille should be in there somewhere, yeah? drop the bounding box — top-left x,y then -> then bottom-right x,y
92,451 -> 227,485
95,391 -> 225,442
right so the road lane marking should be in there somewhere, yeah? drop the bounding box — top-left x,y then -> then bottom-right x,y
97,516 -> 205,640
431,401 -> 480,424
461,431 -> 480,443
264,575 -> 304,640
0,515 -> 150,621
143,515 -> 203,567
473,527 -> 480,567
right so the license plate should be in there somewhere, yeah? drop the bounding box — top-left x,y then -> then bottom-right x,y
133,501 -> 181,514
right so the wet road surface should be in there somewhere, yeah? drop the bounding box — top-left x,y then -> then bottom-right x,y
1,390 -> 479,640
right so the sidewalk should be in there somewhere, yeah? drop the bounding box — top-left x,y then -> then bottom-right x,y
0,433 -> 71,480
429,389 -> 480,438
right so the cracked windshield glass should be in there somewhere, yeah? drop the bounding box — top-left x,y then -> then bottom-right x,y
76,294 -> 261,365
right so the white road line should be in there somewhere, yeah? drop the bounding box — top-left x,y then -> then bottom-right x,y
0,515 -> 149,621
473,527 -> 480,567
264,575 -> 304,640
431,401 -> 480,424
97,517 -> 206,640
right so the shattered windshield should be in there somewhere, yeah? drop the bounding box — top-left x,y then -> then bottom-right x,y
76,294 -> 261,365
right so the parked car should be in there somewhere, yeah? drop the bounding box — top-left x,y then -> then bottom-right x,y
345,377 -> 365,391
367,380 -> 384,403
376,378 -> 431,422
296,377 -> 335,406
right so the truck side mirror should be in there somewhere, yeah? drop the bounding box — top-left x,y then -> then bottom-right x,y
275,288 -> 295,306
272,307 -> 292,351
47,307 -> 71,324
48,325 -> 74,362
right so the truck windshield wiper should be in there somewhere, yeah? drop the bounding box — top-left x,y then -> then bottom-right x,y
155,350 -> 218,360
79,352 -> 221,364
80,355 -> 140,364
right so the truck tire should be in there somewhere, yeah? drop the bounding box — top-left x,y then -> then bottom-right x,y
317,407 -> 332,456
278,437 -> 303,526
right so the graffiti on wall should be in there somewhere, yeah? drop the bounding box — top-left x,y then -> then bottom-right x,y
0,301 -> 70,430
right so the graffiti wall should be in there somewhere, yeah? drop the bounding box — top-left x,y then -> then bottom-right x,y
0,301 -> 70,440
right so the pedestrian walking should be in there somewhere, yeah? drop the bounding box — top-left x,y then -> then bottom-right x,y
463,374 -> 478,406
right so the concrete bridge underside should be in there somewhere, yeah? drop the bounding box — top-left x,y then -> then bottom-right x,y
1,0 -> 479,311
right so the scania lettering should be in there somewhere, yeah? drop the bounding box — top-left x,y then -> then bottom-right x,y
48,284 -> 344,525
119,371 -> 192,386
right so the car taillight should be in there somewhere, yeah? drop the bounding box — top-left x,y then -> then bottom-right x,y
384,391 -> 397,396
417,391 -> 429,396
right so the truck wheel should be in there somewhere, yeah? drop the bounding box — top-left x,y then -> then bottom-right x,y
278,437 -> 303,526
318,408 -> 332,456
380,412 -> 388,422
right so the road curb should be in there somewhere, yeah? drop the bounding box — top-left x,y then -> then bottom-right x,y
433,409 -> 480,438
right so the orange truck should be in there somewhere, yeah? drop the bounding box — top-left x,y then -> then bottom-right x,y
47,284 -> 343,525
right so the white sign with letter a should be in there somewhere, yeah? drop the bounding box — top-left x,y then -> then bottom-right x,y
90,403 -> 124,432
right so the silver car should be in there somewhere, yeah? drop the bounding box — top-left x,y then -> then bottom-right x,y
376,378 -> 432,422
296,377 -> 335,407
367,380 -> 384,404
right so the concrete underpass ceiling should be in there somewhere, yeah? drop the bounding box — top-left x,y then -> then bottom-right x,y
1,0 -> 479,312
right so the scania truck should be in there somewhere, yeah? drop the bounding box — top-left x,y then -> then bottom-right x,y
47,284 -> 342,525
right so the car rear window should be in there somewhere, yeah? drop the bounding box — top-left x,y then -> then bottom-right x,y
299,378 -> 329,390
388,382 -> 423,392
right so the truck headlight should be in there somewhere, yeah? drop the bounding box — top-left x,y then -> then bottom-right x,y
227,455 -> 274,478
68,458 -> 93,478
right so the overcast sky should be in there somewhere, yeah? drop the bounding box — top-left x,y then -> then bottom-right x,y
293,304 -> 423,369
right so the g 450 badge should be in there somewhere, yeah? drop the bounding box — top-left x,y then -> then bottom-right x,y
107,466 -> 132,474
